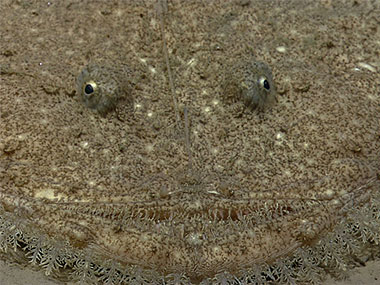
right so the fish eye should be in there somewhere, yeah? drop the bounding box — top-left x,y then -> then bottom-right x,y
259,76 -> 270,90
83,81 -> 97,96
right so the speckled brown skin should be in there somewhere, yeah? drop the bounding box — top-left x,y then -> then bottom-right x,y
0,0 -> 379,284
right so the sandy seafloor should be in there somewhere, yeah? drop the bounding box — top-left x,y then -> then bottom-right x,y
1,0 -> 380,284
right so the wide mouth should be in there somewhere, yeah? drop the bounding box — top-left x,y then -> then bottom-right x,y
43,193 -> 322,225
1,1 -> 379,284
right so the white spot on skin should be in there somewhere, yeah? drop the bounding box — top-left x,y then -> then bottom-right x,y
147,111 -> 153,117
187,58 -> 196,67
187,233 -> 203,246
17,134 -> 27,140
80,141 -> 89,148
204,106 -> 211,113
146,144 -> 154,152
357,62 -> 376,72
276,46 -> 287,53
34,188 -> 65,200
367,94 -> 376,100
212,245 -> 221,253
214,164 -> 224,172
274,132 -> 286,146
276,132 -> 285,140
324,189 -> 334,198
330,199 -> 341,206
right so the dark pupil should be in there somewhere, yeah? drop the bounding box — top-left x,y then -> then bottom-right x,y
84,84 -> 94,95
263,80 -> 270,90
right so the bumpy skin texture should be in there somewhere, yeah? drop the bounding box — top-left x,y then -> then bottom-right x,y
76,64 -> 132,116
223,59 -> 277,111
1,1 -> 379,284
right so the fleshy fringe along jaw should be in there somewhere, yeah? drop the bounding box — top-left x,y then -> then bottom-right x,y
0,0 -> 380,284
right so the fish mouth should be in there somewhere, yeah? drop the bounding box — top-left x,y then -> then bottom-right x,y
94,198 -> 299,224
2,156 -> 375,280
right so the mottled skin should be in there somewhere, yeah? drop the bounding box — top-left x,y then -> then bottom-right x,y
0,1 -> 379,284
61,61 -> 374,282
73,60 -> 281,280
